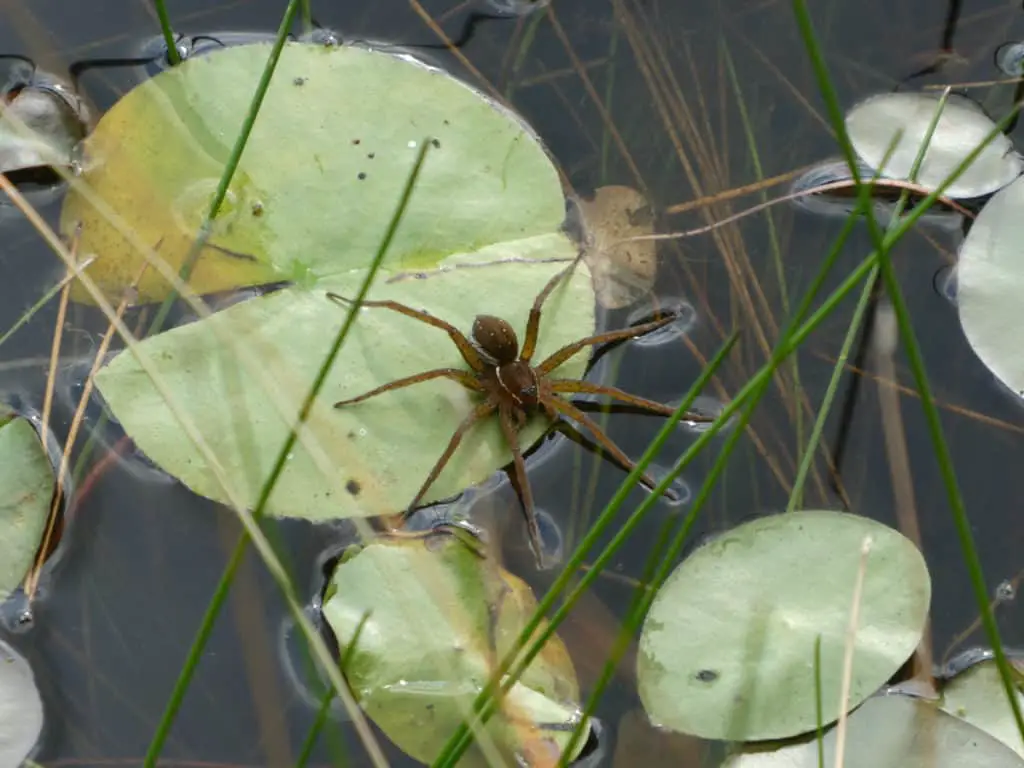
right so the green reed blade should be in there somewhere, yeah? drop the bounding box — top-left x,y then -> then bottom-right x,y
152,0 -> 180,67
146,0 -> 302,338
143,139 -> 434,768
791,0 -> 1024,745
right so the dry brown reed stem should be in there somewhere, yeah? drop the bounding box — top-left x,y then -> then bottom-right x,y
24,260 -> 145,600
834,535 -> 872,768
872,303 -> 935,690
0,173 -> 391,768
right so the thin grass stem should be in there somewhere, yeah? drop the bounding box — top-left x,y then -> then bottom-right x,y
152,0 -> 180,67
142,139 -> 434,768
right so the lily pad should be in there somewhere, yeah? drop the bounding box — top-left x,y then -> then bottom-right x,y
0,410 -> 55,602
90,39 -> 597,520
321,527 -> 589,766
95,255 -> 592,521
637,510 -> 930,741
845,92 -> 1021,199
60,41 -> 566,305
0,640 -> 44,766
940,656 -> 1024,756
721,694 -> 1024,768
957,174 -> 1024,398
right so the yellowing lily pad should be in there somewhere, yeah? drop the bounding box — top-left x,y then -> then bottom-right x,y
322,527 -> 589,766
60,41 -> 566,305
0,410 -> 54,603
638,510 -> 930,741
89,40 -> 598,520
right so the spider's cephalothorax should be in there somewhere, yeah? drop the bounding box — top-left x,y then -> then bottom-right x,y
327,259 -> 712,567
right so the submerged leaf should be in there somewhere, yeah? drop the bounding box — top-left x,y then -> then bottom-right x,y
722,694 -> 1024,768
845,92 -> 1021,199
60,41 -> 566,305
0,79 -> 87,174
0,414 -> 54,602
322,528 -> 588,766
637,510 -> 930,741
578,186 -> 657,309
0,640 -> 44,766
95,256 -> 592,520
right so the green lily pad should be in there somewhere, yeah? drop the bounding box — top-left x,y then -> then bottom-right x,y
721,694 -> 1024,768
637,510 -> 931,741
60,41 -> 566,305
0,410 -> 55,602
322,527 -> 589,766
940,656 -> 1024,756
95,255 -> 592,520
0,639 -> 44,766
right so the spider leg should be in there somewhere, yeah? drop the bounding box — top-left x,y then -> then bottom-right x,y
542,394 -> 667,497
547,379 -> 713,422
326,292 -> 487,373
497,404 -> 547,569
335,368 -> 483,408
520,252 -> 586,363
534,315 -> 677,376
403,400 -> 497,514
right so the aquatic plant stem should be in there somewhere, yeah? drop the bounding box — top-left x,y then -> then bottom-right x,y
146,0 -> 302,337
142,139 -> 434,768
152,0 -> 180,67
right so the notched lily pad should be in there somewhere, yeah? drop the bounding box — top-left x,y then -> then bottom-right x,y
637,510 -> 931,741
0,411 -> 55,602
322,527 -> 589,766
60,41 -> 566,305
722,694 -> 1024,768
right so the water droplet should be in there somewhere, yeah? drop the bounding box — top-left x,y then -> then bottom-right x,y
625,298 -> 696,348
996,580 -> 1016,602
303,28 -> 341,47
996,42 -> 1024,76
933,263 -> 958,305
645,464 -> 691,507
357,428 -> 368,437
407,140 -> 418,149
665,394 -> 727,433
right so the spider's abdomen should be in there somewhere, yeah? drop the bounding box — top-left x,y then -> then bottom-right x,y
496,361 -> 540,408
472,315 -> 519,365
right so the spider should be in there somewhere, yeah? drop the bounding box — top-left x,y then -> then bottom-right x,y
326,258 -> 711,566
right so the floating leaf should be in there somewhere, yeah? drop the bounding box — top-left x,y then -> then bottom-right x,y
321,527 -> 589,766
60,41 -> 567,305
637,510 -> 930,741
0,639 -> 44,765
940,654 -> 1024,756
845,92 -> 1021,199
578,186 -> 657,309
92,40 -> 595,521
0,410 -> 55,602
95,256 -> 592,521
722,694 -> 1024,768
957,174 -> 1024,398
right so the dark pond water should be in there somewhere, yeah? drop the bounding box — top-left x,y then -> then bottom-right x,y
2,0 -> 1024,765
